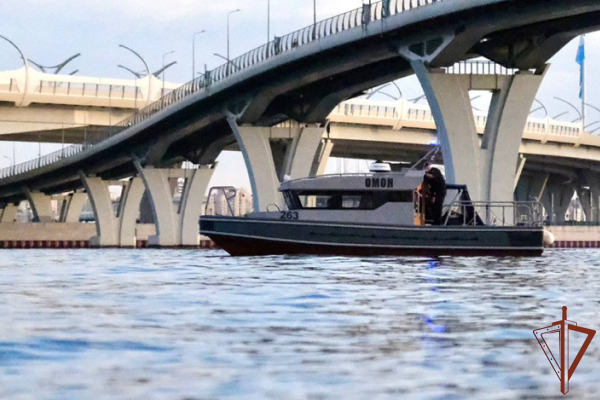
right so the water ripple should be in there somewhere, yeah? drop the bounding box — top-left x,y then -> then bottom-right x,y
0,249 -> 598,399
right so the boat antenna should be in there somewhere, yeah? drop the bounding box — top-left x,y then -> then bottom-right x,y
410,146 -> 441,171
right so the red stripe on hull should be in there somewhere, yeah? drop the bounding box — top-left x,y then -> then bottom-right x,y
210,235 -> 543,257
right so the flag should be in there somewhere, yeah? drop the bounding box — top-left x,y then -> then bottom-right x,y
576,36 -> 585,99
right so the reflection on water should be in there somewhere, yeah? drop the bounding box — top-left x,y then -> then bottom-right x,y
0,249 -> 598,399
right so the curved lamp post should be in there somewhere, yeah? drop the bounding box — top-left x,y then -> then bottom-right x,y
28,53 -> 81,75
410,94 -> 426,104
366,82 -> 404,100
582,103 -> 600,132
0,35 -> 30,107
162,50 -> 175,94
530,98 -> 548,117
119,44 -> 150,106
227,9 -> 241,62
554,97 -> 582,122
214,53 -> 241,71
192,30 -> 206,80
117,64 -> 143,78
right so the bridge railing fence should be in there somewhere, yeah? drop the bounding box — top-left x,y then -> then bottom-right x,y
0,78 -> 20,93
35,79 -> 143,101
0,0 -> 446,180
331,98 -> 587,145
444,60 -> 518,75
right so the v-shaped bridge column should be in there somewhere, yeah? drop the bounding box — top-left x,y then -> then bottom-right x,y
515,172 -> 549,203
411,61 -> 548,203
24,189 -> 54,222
283,127 -> 325,180
0,203 -> 18,223
135,164 -> 215,247
227,117 -> 324,211
58,192 -> 87,223
541,179 -> 575,224
578,171 -> 600,222
80,174 -> 145,247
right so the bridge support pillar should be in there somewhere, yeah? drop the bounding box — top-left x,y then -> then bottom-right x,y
311,139 -> 334,176
59,192 -> 87,223
515,172 -> 549,222
228,118 -> 324,211
283,127 -> 325,179
0,203 -> 18,223
25,189 -> 54,222
515,172 -> 549,202
541,180 -> 574,224
578,171 -> 600,222
411,61 -> 548,203
80,175 -> 145,247
228,121 -> 283,211
135,164 -> 215,247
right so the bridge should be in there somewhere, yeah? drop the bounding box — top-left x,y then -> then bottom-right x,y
0,0 -> 599,247
326,97 -> 600,224
0,67 -> 180,142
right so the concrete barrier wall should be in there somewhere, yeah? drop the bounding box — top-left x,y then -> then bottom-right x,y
546,226 -> 600,248
0,223 -> 156,241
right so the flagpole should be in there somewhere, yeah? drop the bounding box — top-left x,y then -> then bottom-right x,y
580,35 -> 586,132
576,35 -> 586,132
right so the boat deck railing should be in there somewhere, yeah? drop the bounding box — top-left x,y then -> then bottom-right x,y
443,201 -> 544,227
205,186 -> 238,217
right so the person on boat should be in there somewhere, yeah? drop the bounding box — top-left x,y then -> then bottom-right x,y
423,161 -> 446,225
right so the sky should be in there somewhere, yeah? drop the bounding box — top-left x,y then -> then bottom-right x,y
1,0 -> 600,189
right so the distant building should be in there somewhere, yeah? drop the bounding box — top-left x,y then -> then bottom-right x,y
205,188 -> 252,216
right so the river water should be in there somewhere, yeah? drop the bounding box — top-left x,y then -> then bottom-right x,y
0,249 -> 598,399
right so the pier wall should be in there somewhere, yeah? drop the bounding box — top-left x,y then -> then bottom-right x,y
0,223 -> 156,248
546,226 -> 600,248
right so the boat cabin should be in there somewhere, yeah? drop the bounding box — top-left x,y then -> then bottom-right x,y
254,170 -> 426,225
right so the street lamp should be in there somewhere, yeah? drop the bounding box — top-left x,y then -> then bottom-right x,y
0,35 -> 30,107
117,64 -> 143,78
119,44 -> 151,106
28,54 -> 81,75
227,9 -> 241,62
554,97 -> 582,122
192,29 -> 206,80
214,53 -> 240,71
366,83 -> 403,100
3,156 -> 12,168
162,50 -> 175,94
530,98 -> 548,117
267,0 -> 270,43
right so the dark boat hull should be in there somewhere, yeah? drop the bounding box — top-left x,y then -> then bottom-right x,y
200,216 -> 544,257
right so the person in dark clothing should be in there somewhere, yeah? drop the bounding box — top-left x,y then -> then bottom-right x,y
423,161 -> 446,225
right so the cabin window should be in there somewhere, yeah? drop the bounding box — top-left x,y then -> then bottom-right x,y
298,194 -> 333,209
286,190 -> 413,210
341,195 -> 362,209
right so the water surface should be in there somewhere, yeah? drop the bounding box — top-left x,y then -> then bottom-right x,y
0,249 -> 598,399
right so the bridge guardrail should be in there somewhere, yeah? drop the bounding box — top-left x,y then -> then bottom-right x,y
444,60 -> 518,75
330,99 -> 585,143
0,0 -> 443,180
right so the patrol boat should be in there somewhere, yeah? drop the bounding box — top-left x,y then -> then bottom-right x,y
200,164 -> 546,256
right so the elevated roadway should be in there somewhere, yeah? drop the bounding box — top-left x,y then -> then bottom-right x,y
0,68 -> 179,142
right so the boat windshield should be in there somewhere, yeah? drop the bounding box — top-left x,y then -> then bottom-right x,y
284,190 -> 413,210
